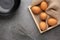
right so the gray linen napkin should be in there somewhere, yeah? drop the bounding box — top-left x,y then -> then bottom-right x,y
46,0 -> 60,25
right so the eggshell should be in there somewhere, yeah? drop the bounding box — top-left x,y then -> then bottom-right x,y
40,1 -> 48,10
31,6 -> 41,15
39,21 -> 47,31
47,18 -> 58,26
40,12 -> 47,20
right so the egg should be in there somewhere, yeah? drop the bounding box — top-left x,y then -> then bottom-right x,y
40,1 -> 48,10
47,18 -> 57,26
39,21 -> 47,31
31,6 -> 41,15
40,12 -> 47,20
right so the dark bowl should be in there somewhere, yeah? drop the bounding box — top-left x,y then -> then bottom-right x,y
0,0 -> 21,18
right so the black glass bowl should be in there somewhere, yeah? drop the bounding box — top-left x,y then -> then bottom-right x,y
0,0 -> 20,18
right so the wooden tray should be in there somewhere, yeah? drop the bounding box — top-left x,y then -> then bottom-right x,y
28,5 -> 58,33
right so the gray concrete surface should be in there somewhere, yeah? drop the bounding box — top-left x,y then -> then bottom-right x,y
0,0 -> 60,40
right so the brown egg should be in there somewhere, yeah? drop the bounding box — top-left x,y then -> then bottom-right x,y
47,18 -> 57,26
40,12 -> 47,20
40,1 -> 48,10
31,6 -> 41,15
39,21 -> 47,31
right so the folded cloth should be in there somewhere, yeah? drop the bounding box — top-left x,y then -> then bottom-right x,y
46,0 -> 60,24
31,0 -> 42,6
0,0 -> 14,13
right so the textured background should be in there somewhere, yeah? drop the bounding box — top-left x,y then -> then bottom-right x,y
0,0 -> 60,40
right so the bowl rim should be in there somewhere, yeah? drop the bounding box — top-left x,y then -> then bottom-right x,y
0,0 -> 21,17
